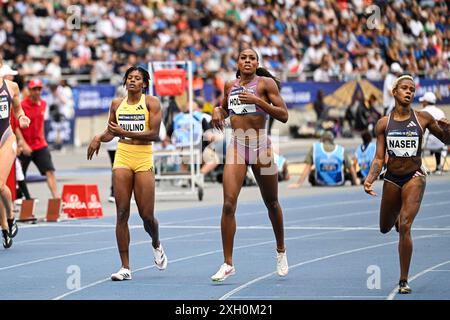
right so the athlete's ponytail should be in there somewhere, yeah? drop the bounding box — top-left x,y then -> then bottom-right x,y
235,67 -> 281,90
256,67 -> 281,90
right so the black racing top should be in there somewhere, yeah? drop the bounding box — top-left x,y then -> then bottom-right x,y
385,110 -> 423,158
0,80 -> 13,138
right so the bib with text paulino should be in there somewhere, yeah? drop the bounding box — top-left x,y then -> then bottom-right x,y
117,114 -> 146,132
115,94 -> 149,133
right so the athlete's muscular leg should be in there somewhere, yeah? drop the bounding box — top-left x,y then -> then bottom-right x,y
221,145 -> 247,266
113,168 -> 134,269
398,177 -> 426,281
379,181 -> 402,233
0,134 -> 17,231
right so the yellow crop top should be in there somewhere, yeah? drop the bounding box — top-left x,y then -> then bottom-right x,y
115,94 -> 149,135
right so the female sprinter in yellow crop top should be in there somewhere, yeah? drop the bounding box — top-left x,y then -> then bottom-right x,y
87,66 -> 168,281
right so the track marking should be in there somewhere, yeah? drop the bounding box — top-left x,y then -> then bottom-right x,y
219,232 -> 447,300
0,231 -> 216,271
386,260 -> 450,300
52,229 -> 349,300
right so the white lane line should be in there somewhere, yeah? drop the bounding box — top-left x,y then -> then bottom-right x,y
415,214 -> 450,222
284,210 -> 376,225
232,295 -> 386,299
219,232 -> 447,300
52,228 -> 349,300
18,223 -> 119,228
19,198 -> 450,231
386,260 -> 450,300
160,226 -> 450,231
286,200 -> 450,225
0,230 -> 216,272
14,229 -> 115,245
161,198 -> 381,226
16,224 -> 450,232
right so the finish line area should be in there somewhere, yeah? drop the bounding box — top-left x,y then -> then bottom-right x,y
1,175 -> 449,301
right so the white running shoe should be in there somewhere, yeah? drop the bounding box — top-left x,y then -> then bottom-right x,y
277,250 -> 289,276
111,267 -> 132,281
153,244 -> 168,270
211,263 -> 236,282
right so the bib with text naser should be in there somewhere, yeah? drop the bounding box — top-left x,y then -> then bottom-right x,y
386,130 -> 419,157
0,96 -> 9,119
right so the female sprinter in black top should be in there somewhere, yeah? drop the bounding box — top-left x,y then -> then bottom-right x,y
364,74 -> 450,293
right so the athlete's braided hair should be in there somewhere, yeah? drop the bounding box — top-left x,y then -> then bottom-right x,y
123,66 -> 150,93
236,49 -> 281,90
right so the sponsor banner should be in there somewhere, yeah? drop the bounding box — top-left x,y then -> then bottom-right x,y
44,119 -> 75,146
415,79 -> 450,104
203,78 -> 450,108
280,81 -> 343,109
154,69 -> 187,96
73,85 -> 116,116
61,184 -> 103,219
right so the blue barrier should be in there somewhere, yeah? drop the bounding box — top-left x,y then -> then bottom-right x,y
73,85 -> 116,116
72,79 -> 449,117
205,79 -> 450,108
44,119 -> 75,146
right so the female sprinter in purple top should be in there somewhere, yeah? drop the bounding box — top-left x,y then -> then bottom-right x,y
211,48 -> 289,282
364,74 -> 450,294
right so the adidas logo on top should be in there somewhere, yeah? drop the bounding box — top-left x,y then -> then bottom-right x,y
406,121 -> 416,128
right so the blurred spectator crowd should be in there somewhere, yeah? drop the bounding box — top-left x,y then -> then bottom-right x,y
0,0 -> 449,89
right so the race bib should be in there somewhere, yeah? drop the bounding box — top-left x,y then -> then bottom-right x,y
0,100 -> 9,119
387,136 -> 419,157
228,87 -> 256,114
118,114 -> 146,132
319,161 -> 338,172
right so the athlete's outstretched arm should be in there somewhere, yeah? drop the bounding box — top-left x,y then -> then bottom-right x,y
107,96 -> 161,142
364,117 -> 388,196
87,98 -> 119,160
238,77 -> 288,123
421,111 -> 450,144
288,163 -> 312,189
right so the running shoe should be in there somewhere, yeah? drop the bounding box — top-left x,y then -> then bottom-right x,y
277,250 -> 289,276
398,280 -> 412,294
8,219 -> 18,238
111,267 -> 132,281
2,229 -> 12,249
211,263 -> 235,282
152,244 -> 168,270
